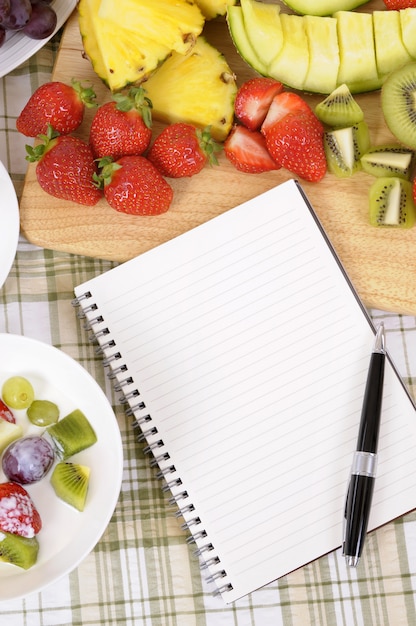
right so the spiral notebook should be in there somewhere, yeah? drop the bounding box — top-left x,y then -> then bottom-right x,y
73,179 -> 416,603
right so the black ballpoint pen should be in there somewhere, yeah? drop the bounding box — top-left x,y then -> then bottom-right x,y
343,323 -> 386,567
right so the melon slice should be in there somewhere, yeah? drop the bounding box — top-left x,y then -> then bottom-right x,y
268,14 -> 309,91
240,0 -> 283,69
227,5 -> 267,76
303,15 -> 340,94
281,0 -> 369,16
373,11 -> 412,78
399,8 -> 416,60
334,11 -> 381,93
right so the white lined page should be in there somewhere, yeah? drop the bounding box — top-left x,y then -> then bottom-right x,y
75,180 -> 416,603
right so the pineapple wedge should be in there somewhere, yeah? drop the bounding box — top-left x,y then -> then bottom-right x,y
144,36 -> 237,142
78,0 -> 205,91
196,0 -> 236,20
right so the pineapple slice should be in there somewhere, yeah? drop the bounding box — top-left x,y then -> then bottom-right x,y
195,0 -> 236,20
98,0 -> 205,56
144,36 -> 237,142
78,0 -> 205,91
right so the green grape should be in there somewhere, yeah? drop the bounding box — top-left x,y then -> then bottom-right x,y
27,399 -> 59,427
2,376 -> 35,410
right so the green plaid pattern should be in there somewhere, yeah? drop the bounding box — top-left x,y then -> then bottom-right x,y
1,27 -> 416,626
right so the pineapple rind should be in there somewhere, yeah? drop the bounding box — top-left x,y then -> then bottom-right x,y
144,36 -> 237,142
98,0 -> 205,56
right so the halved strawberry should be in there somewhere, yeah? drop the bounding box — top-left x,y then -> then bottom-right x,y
264,112 -> 327,183
0,482 -> 42,538
224,125 -> 280,174
261,91 -> 324,137
0,399 -> 15,424
234,77 -> 284,131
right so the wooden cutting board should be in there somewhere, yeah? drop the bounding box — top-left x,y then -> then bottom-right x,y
19,0 -> 416,315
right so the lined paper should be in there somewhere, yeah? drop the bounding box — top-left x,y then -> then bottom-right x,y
75,180 -> 416,603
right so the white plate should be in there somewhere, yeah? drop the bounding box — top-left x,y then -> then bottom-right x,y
0,333 -> 123,601
0,161 -> 19,289
0,0 -> 77,78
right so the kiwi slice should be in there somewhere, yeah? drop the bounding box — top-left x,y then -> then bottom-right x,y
47,409 -> 97,459
315,83 -> 364,127
323,121 -> 370,177
0,531 -> 39,569
361,144 -> 415,180
381,62 -> 416,150
50,462 -> 90,511
369,177 -> 416,228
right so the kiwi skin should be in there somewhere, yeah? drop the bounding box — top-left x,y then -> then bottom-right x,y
369,177 -> 416,228
381,61 -> 416,150
50,462 -> 90,511
0,531 -> 39,569
315,83 -> 364,127
47,409 -> 97,459
324,121 -> 370,177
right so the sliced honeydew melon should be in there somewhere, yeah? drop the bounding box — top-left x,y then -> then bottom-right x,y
400,8 -> 416,59
373,11 -> 412,78
334,11 -> 381,93
303,15 -> 339,94
281,0 -> 369,17
268,14 -> 309,91
240,0 -> 283,69
227,6 -> 267,75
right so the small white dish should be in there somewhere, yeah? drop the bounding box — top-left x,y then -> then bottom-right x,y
0,161 -> 19,289
0,333 -> 124,601
0,0 -> 77,78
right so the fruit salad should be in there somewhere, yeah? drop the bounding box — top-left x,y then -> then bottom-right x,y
0,374 -> 97,570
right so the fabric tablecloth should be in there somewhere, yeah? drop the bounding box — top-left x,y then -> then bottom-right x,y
1,27 -> 416,626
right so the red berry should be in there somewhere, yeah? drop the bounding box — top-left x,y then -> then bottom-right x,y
16,80 -> 96,137
224,125 -> 279,174
234,77 -> 284,131
99,155 -> 173,215
148,123 -> 220,178
0,482 -> 42,538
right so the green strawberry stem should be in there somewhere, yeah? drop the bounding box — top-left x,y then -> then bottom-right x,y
94,157 -> 122,189
71,78 -> 97,109
112,87 -> 153,129
25,125 -> 60,163
197,126 -> 222,166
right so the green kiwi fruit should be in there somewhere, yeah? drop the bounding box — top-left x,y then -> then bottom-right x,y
361,144 -> 415,180
50,462 -> 90,511
47,409 -> 97,459
0,531 -> 39,569
381,62 -> 416,150
315,83 -> 364,127
323,121 -> 370,177
369,177 -> 416,228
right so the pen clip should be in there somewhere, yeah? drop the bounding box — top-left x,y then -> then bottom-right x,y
342,479 -> 351,556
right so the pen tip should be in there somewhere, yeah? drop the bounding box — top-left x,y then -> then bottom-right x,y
374,323 -> 385,353
346,555 -> 360,567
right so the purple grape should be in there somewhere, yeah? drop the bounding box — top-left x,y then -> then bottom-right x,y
23,1 -> 56,39
2,435 -> 55,484
2,0 -> 31,31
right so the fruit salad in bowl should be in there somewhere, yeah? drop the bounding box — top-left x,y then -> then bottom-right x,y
0,334 -> 123,600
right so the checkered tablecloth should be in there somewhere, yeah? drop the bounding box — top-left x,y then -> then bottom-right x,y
1,25 -> 416,626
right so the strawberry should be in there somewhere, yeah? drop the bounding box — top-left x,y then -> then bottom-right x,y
264,112 -> 327,182
148,123 -> 220,178
16,79 -> 96,137
224,125 -> 279,174
234,77 -> 284,131
98,155 -> 173,215
261,91 -> 324,137
25,126 -> 102,206
0,399 -> 15,424
383,0 -> 416,8
89,87 -> 152,160
0,482 -> 42,538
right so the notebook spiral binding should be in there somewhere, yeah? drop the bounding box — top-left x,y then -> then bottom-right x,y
72,293 -> 233,598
